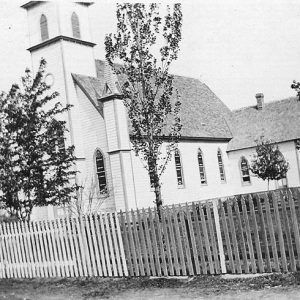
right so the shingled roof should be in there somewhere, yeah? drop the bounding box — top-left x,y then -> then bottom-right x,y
72,59 -> 233,140
227,97 -> 300,151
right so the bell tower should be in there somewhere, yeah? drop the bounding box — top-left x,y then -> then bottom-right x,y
22,1 -> 98,218
22,1 -> 96,157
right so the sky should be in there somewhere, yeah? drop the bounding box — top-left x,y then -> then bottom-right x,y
0,0 -> 300,110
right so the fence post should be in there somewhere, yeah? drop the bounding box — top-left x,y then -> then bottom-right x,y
212,199 -> 226,274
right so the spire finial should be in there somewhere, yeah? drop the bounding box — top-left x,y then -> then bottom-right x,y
101,62 -> 122,99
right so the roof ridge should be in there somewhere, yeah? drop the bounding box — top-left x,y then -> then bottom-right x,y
95,59 -> 204,84
233,96 -> 298,113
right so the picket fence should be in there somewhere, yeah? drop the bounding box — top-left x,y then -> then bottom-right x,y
0,187 -> 300,278
0,213 -> 128,278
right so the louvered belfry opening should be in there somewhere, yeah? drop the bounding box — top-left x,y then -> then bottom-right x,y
40,14 -> 49,41
71,12 -> 81,39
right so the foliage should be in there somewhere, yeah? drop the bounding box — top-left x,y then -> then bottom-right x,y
291,80 -> 300,100
0,59 -> 77,221
250,137 -> 289,189
70,176 -> 110,216
105,3 -> 182,210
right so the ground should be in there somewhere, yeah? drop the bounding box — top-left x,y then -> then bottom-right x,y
1,273 -> 300,299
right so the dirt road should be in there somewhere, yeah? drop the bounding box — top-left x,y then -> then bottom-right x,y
1,273 -> 300,299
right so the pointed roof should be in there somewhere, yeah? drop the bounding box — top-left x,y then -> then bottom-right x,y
73,59 -> 233,140
100,62 -> 122,100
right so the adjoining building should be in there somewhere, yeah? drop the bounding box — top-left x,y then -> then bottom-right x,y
19,1 -> 300,219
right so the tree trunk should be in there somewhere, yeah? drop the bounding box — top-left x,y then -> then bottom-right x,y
149,158 -> 163,218
267,179 -> 270,191
154,182 -> 162,217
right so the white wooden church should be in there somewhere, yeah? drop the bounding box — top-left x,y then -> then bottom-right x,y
20,1 -> 300,220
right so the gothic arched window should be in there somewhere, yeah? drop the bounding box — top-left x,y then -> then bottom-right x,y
71,12 -> 81,39
198,148 -> 207,185
240,156 -> 251,185
174,149 -> 184,186
217,148 -> 226,182
95,149 -> 107,193
40,14 -> 49,41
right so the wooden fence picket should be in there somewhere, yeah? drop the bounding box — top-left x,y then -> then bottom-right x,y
115,212 -> 128,276
154,209 -> 168,276
280,190 -> 296,271
161,208 -> 174,276
0,223 -> 5,278
85,215 -> 97,277
218,200 -> 235,273
148,208 -> 161,276
206,202 -> 220,273
233,198 -> 249,273
199,204 -> 214,274
171,205 -> 186,276
24,221 -> 35,277
35,221 -> 47,277
93,214 -> 106,277
212,200 -> 226,274
29,222 -> 39,277
263,192 -> 280,272
130,210 -> 145,276
185,203 -> 201,274
141,208 -> 156,276
226,201 -> 242,273
3,223 -> 15,278
248,195 -> 264,273
240,196 -> 256,273
191,203 -> 207,274
100,213 -> 112,277
136,209 -> 150,276
272,191 -> 288,272
166,206 -> 180,275
10,222 -> 22,278
256,194 -> 271,272
289,189 -> 300,267
119,211 -> 132,276
110,213 -> 123,276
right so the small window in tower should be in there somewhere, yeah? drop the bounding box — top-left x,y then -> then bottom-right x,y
240,156 -> 251,185
174,149 -> 184,187
217,148 -> 226,182
71,12 -> 81,39
198,148 -> 207,185
40,14 -> 49,41
95,149 -> 107,194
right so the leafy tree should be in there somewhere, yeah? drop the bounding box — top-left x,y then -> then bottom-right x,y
250,137 -> 289,190
105,3 -> 182,211
0,59 -> 77,221
291,80 -> 300,100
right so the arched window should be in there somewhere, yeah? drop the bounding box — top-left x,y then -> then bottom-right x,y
71,12 -> 81,39
40,14 -> 49,41
174,149 -> 184,186
217,148 -> 226,182
198,148 -> 207,184
240,156 -> 251,185
95,149 -> 107,193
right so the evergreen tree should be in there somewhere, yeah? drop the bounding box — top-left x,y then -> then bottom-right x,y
250,137 -> 289,190
105,3 -> 182,212
0,59 -> 77,221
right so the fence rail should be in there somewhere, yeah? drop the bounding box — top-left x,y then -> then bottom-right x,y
0,187 -> 300,278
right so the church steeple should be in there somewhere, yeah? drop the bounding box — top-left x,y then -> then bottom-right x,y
22,1 -> 96,54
